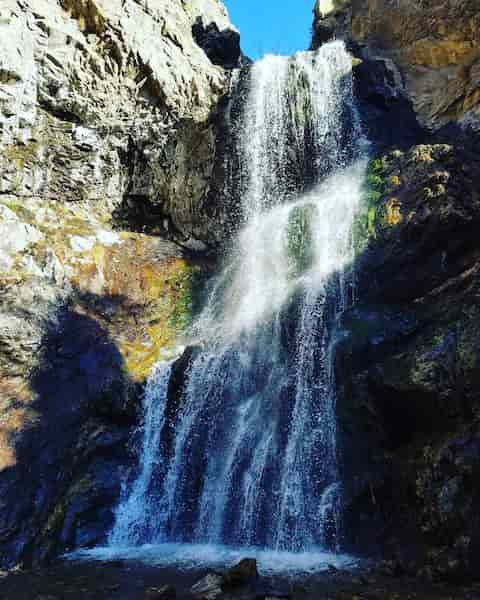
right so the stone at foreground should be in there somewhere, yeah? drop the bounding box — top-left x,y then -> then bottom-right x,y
145,585 -> 177,600
191,573 -> 224,600
222,558 -> 259,588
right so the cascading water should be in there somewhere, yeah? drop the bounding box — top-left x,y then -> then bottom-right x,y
108,41 -> 367,566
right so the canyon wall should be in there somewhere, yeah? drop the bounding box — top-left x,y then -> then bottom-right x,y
0,0 -> 239,567
314,0 -> 480,582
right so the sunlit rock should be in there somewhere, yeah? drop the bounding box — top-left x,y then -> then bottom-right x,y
313,0 -> 480,132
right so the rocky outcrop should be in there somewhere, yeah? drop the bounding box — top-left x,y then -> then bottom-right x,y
337,144 -> 480,580
190,558 -> 259,600
313,1 -> 480,579
0,195 -> 210,567
0,0 -> 240,249
313,0 -> 480,133
0,0 -> 236,568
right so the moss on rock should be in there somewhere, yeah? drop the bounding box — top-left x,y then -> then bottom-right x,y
285,203 -> 317,277
0,194 -> 206,384
353,157 -> 386,251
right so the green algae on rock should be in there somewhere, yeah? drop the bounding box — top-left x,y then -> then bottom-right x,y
353,157 -> 385,252
285,203 -> 317,277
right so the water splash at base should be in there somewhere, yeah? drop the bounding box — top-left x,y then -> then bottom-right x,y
69,543 -> 360,576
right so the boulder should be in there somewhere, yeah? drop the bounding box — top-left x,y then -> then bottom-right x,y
145,585 -> 177,600
222,558 -> 259,587
191,573 -> 224,600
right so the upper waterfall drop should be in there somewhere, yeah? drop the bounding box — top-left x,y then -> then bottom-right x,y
109,41 -> 367,559
238,42 -> 361,219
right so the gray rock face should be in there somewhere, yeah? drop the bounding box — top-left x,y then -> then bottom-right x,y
222,558 -> 259,588
0,0 -> 240,249
0,205 -> 43,271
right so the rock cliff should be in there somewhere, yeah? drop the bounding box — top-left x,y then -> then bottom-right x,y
0,0 -> 241,248
313,0 -> 480,582
0,0 -> 239,568
337,145 -> 480,580
313,0 -> 480,133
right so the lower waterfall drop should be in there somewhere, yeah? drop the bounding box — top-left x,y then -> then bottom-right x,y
109,41 -> 367,563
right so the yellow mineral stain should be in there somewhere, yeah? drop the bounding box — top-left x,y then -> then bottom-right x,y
384,198 -> 403,226
0,432 -> 16,470
407,39 -> 478,68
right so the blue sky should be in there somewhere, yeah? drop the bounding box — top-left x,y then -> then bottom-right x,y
224,0 -> 314,60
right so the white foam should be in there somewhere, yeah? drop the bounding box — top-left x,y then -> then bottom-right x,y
67,543 -> 359,576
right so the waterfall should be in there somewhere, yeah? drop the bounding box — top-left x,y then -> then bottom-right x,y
109,41 -> 367,557
110,361 -> 174,544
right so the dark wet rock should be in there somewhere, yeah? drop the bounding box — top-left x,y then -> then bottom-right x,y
168,345 -> 202,411
222,558 -> 259,588
336,143 -> 480,579
353,57 -> 424,151
191,573 -> 224,600
286,583 -> 308,600
335,304 -> 419,376
374,560 -> 405,578
145,585 -> 177,600
192,17 -> 242,69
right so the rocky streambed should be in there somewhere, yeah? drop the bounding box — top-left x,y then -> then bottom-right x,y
0,557 -> 479,600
